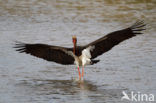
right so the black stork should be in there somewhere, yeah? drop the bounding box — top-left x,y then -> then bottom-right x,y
14,21 -> 146,80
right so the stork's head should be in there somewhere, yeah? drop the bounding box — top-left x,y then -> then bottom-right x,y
72,35 -> 77,45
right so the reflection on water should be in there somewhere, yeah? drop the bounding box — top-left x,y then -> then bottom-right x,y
19,79 -> 98,94
17,79 -> 125,103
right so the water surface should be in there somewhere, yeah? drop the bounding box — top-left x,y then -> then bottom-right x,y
0,0 -> 156,103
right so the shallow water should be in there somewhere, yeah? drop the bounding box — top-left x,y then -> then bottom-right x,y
0,0 -> 156,103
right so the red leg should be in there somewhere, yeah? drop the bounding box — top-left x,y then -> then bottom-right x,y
77,67 -> 81,80
82,66 -> 84,80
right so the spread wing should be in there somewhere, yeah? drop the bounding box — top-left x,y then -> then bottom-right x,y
84,21 -> 146,59
14,42 -> 75,65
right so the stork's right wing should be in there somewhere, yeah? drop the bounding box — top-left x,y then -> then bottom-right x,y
14,42 -> 75,65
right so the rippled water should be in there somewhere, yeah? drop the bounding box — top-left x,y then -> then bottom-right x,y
0,0 -> 156,103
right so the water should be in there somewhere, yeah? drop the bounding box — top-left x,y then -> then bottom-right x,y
0,0 -> 156,103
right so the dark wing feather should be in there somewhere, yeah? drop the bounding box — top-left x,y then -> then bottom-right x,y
84,21 -> 146,59
14,42 -> 75,65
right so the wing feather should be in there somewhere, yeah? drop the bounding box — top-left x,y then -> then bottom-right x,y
14,42 -> 75,65
84,20 -> 146,59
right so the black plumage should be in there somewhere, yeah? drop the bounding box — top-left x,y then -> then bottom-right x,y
14,21 -> 145,65
84,20 -> 146,59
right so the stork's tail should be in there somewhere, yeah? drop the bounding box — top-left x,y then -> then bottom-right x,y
91,60 -> 100,65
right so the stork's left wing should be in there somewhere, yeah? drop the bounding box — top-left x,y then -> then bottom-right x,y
83,21 -> 146,59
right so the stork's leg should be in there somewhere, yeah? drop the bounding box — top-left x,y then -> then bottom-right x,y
77,67 -> 81,80
82,66 -> 84,80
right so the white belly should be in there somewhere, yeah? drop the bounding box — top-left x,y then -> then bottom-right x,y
74,46 -> 94,67
81,46 -> 94,66
82,56 -> 91,66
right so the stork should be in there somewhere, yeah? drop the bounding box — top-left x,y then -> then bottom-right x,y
14,21 -> 145,80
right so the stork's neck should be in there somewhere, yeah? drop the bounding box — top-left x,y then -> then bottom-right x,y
73,42 -> 76,54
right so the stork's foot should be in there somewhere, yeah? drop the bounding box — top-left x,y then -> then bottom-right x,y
81,66 -> 84,81
79,75 -> 81,81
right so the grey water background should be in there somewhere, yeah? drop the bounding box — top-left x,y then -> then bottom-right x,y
0,0 -> 156,103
